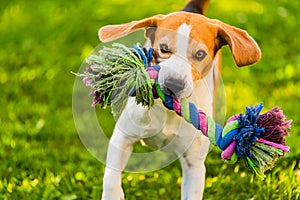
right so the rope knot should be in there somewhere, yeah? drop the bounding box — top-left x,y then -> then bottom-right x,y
234,105 -> 265,158
219,104 -> 265,159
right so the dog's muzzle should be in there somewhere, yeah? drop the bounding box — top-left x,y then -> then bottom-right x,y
162,77 -> 187,97
158,71 -> 193,99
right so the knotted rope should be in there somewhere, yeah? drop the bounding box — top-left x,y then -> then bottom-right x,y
75,43 -> 292,179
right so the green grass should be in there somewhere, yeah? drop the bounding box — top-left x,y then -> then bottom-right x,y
0,0 -> 299,199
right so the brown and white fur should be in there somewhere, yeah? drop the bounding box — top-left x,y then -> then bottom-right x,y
98,0 -> 261,199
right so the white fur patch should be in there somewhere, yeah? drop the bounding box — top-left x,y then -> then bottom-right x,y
176,23 -> 191,59
157,23 -> 194,98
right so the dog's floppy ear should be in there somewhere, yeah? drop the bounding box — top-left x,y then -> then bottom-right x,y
215,21 -> 261,67
98,15 -> 165,42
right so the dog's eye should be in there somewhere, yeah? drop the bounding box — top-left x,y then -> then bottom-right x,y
159,44 -> 171,53
194,50 -> 207,61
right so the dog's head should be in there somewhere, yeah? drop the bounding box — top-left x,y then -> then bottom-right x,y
99,12 -> 261,98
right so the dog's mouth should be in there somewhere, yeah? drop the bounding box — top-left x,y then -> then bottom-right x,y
164,87 -> 176,97
162,87 -> 193,99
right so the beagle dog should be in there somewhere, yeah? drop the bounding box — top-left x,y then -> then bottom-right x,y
99,0 -> 261,199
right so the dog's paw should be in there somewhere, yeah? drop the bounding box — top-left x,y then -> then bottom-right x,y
120,188 -> 125,200
102,187 -> 124,200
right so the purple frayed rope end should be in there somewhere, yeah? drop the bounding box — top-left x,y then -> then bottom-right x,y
257,106 -> 292,147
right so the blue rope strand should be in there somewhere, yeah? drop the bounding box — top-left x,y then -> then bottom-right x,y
164,94 -> 173,110
132,45 -> 148,66
189,102 -> 200,129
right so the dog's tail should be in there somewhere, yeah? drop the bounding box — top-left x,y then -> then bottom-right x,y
181,0 -> 210,15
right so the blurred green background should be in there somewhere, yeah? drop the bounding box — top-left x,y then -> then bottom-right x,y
0,0 -> 299,199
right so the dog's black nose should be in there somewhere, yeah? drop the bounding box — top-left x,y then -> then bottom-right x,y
163,78 -> 186,97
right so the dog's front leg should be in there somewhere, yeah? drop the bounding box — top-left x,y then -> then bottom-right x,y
102,126 -> 136,200
179,134 -> 210,200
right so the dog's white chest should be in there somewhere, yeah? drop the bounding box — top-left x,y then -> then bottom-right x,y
117,97 -> 204,153
117,98 -> 178,136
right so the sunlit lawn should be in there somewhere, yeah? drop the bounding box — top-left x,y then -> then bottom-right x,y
0,0 -> 299,199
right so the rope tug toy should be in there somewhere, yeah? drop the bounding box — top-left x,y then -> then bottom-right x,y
75,43 -> 292,179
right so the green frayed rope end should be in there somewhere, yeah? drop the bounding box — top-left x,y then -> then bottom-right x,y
74,43 -> 154,116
